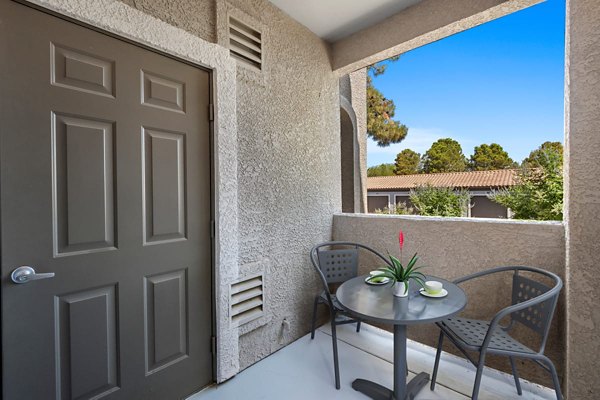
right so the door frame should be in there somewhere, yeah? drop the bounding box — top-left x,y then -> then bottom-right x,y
1,0 -> 242,391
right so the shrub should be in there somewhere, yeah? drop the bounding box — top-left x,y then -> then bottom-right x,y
409,185 -> 470,217
374,185 -> 470,217
490,149 -> 563,220
374,202 -> 416,215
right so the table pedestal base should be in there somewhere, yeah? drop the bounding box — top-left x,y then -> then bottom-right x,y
352,373 -> 429,400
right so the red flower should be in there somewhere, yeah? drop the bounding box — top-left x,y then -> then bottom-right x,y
398,230 -> 404,251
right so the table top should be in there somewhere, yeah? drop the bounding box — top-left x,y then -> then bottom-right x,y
336,275 -> 467,326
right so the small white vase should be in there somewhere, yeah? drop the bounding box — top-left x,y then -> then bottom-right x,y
393,281 -> 409,297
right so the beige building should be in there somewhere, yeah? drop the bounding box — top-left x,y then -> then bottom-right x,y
368,169 -> 518,218
0,0 -> 598,399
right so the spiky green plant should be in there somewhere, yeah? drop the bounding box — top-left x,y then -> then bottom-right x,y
367,253 -> 426,295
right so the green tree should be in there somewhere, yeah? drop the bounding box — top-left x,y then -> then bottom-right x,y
491,148 -> 563,220
469,143 -> 516,171
409,184 -> 470,217
421,138 -> 467,173
367,163 -> 395,177
367,58 -> 408,147
522,141 -> 563,168
394,149 -> 421,175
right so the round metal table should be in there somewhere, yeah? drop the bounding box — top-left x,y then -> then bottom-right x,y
336,275 -> 467,400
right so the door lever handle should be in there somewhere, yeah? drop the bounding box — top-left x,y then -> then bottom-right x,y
11,266 -> 55,284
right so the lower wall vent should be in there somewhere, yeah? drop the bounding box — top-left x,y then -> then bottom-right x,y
230,274 -> 264,327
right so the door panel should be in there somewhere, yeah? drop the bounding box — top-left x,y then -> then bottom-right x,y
0,2 -> 213,399
51,43 -> 116,98
53,113 -> 117,254
141,71 -> 185,113
55,285 -> 119,400
144,269 -> 188,374
143,127 -> 187,244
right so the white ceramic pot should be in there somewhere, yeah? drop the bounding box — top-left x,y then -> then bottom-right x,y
393,281 -> 409,297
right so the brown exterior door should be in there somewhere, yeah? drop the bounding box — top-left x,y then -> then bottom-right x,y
0,2 -> 213,399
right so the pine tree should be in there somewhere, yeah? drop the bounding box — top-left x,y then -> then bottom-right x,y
469,143 -> 515,170
367,57 -> 409,147
421,138 -> 467,173
394,149 -> 421,175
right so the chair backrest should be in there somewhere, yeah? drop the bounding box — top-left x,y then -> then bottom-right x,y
508,267 -> 562,352
310,242 -> 391,304
317,247 -> 359,284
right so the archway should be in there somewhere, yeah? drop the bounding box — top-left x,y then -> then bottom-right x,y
340,107 -> 356,213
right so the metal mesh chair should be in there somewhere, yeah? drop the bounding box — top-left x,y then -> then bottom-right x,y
430,266 -> 563,400
310,241 -> 391,389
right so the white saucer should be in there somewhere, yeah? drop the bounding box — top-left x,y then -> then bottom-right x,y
365,276 -> 390,285
419,288 -> 448,298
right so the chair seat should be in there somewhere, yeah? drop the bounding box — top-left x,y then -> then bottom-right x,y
319,291 -> 359,324
319,291 -> 344,311
440,317 -> 535,354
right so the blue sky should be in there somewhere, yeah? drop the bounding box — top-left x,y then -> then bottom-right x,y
367,0 -> 566,167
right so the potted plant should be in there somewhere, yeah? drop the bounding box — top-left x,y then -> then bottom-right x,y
368,231 -> 426,297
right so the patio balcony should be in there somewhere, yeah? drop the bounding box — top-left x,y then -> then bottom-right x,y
190,323 -> 557,399
190,213 -> 565,399
1,0 -> 598,398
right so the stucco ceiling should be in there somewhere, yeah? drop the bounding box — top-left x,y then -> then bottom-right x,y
268,0 -> 422,42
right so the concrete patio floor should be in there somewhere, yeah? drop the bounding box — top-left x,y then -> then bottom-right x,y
189,323 -> 557,400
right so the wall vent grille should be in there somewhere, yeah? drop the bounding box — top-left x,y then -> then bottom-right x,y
228,16 -> 262,70
230,274 -> 264,326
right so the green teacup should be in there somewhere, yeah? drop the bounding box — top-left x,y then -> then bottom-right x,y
424,280 -> 443,295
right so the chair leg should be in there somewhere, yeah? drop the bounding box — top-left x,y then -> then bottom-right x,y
471,351 -> 488,400
430,331 -> 445,390
310,296 -> 320,340
509,356 -> 522,395
542,357 -> 563,400
331,316 -> 341,390
356,320 -> 361,332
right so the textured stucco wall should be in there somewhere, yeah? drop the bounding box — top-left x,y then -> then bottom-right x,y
118,0 -> 216,43
214,0 -> 340,371
333,214 -> 565,387
564,0 -> 600,398
332,0 -> 543,75
339,75 -> 351,100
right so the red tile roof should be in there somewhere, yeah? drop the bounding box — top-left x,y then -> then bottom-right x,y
367,169 -> 518,191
